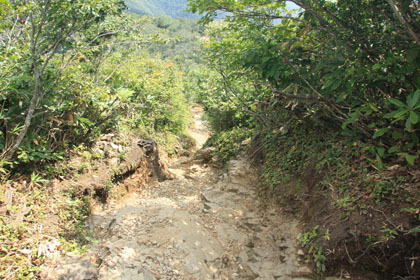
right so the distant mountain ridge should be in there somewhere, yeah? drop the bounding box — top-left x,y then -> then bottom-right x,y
125,0 -> 198,18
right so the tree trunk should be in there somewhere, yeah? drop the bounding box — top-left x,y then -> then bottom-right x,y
4,66 -> 41,160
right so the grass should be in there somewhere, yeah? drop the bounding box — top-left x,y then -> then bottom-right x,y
0,180 -> 91,279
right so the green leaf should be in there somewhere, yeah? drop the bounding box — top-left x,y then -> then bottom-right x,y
393,109 -> 409,120
410,111 -> 419,124
384,110 -> 400,119
369,103 -> 379,112
372,64 -> 382,70
78,117 -> 93,126
376,154 -> 383,170
388,98 -> 406,108
406,49 -> 419,63
406,117 -> 412,131
408,228 -> 420,233
392,130 -> 404,140
397,153 -> 418,165
323,79 -> 334,89
377,147 -> 385,157
336,92 -> 347,102
388,146 -> 399,153
373,128 -> 387,138
330,80 -> 341,91
408,90 -> 420,108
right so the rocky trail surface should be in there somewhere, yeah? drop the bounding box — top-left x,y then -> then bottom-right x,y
43,107 -> 314,280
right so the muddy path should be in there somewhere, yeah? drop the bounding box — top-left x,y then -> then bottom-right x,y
43,106 -> 315,280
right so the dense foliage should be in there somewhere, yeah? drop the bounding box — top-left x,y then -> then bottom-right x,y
0,1 -> 199,173
190,0 -> 420,165
0,2 -> 202,278
189,0 -> 420,277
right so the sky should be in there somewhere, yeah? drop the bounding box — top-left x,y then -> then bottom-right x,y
286,1 -> 300,10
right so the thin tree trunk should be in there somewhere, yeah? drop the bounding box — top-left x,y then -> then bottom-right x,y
3,13 -> 41,161
4,67 -> 41,160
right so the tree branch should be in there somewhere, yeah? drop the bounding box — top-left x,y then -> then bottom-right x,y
266,83 -> 325,102
386,0 -> 420,47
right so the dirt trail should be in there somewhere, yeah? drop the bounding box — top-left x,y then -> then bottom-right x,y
44,106 -> 315,280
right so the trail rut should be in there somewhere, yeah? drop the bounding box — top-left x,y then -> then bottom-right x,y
43,107 -> 314,280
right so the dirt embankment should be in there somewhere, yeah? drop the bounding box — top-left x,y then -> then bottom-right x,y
255,144 -> 420,279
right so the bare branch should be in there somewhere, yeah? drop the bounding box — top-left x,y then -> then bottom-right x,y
88,30 -> 127,46
266,83 -> 325,103
219,7 -> 308,24
6,16 -> 19,49
103,65 -> 121,83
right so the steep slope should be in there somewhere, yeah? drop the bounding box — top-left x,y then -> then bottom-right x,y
125,0 -> 198,18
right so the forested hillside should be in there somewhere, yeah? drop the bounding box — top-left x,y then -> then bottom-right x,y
125,0 -> 197,18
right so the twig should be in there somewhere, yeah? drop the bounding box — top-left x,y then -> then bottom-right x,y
103,65 -> 121,83
267,83 -> 326,102
218,70 -> 272,127
370,207 -> 403,232
344,241 -> 357,264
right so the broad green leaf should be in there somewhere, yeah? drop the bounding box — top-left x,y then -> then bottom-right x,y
408,228 -> 420,233
410,111 -> 419,124
336,92 -> 347,102
369,104 -> 379,112
388,146 -> 399,153
342,116 -> 358,129
393,109 -> 409,120
376,154 -> 383,170
323,79 -> 334,89
330,80 -> 341,91
398,153 -> 418,165
78,117 -> 93,126
388,98 -> 406,108
408,90 -> 420,108
406,117 -> 412,131
384,110 -> 400,119
373,128 -> 387,138
372,64 -> 382,70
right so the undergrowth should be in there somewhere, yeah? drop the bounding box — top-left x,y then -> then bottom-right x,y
203,113 -> 420,277
204,127 -> 254,168
0,180 -> 92,279
256,122 -> 420,277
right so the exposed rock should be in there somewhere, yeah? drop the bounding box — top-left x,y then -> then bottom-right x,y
203,202 -> 221,213
239,262 -> 260,279
42,110 -> 314,280
193,147 -> 215,162
143,269 -> 156,280
241,138 -> 252,146
200,192 -> 211,203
